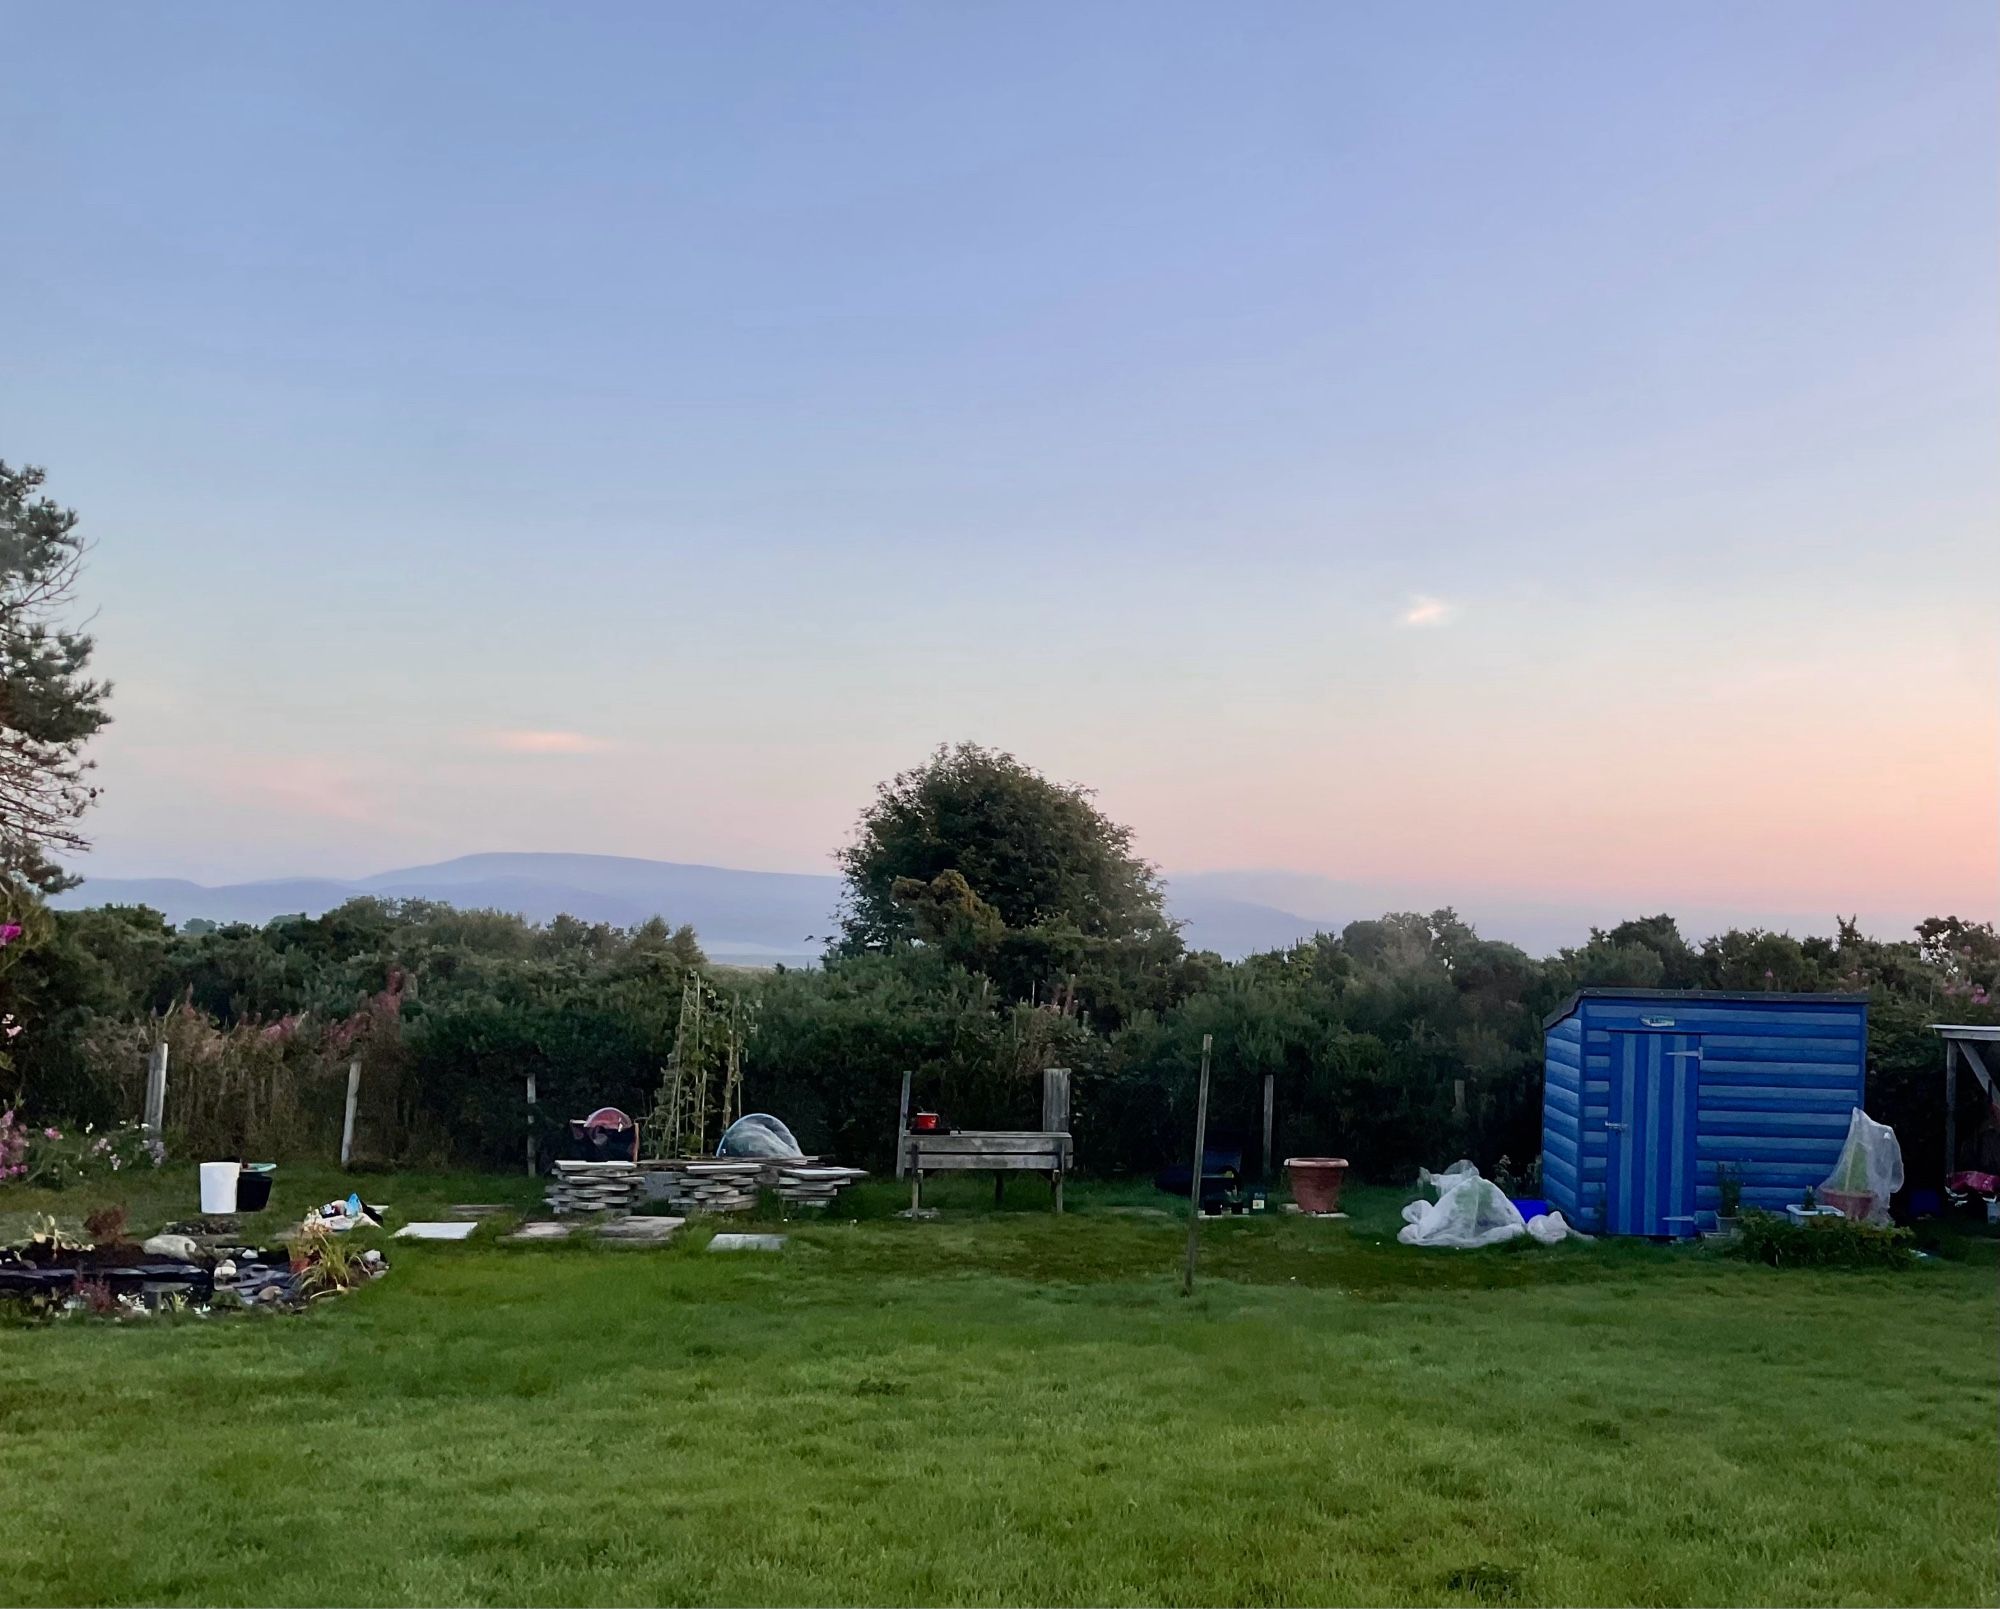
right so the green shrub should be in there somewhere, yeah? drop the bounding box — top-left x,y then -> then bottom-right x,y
1729,1209 -> 1914,1269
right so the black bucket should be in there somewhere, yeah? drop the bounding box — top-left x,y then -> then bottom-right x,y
236,1166 -> 275,1213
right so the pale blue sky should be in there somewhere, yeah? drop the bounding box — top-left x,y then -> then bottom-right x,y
3,3 -> 1994,929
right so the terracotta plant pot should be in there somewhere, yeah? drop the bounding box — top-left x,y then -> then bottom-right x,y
1286,1156 -> 1349,1215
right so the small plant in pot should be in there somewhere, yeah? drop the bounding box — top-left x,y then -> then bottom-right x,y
1715,1164 -> 1743,1235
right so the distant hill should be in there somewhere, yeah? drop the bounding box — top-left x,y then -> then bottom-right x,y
51,852 -> 1323,964
53,853 -> 1916,959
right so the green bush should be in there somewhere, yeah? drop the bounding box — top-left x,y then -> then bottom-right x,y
6,891 -> 1996,1183
1730,1209 -> 1915,1269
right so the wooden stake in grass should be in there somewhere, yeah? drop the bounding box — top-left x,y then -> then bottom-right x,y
1181,1033 -> 1213,1298
340,1059 -> 361,1170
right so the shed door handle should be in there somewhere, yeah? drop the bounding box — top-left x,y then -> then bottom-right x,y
1666,1051 -> 1702,1059
1605,1122 -> 1629,1131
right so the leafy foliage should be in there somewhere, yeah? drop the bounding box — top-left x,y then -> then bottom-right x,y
0,462 -> 111,893
1730,1209 -> 1916,1269
3,886 -> 1994,1188
835,743 -> 1195,1018
2,737 -> 1995,1191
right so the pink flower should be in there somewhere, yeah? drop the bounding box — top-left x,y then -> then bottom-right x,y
43,1127 -> 60,1140
0,924 -> 21,947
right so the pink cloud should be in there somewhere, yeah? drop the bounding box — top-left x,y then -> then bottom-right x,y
481,730 -> 612,755
221,756 -> 384,824
1399,595 -> 1458,627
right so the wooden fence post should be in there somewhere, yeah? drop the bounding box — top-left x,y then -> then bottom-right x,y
1182,1034 -> 1214,1297
526,1073 -> 538,1177
340,1059 -> 362,1169
1945,1041 -> 1959,1175
142,1041 -> 170,1137
1042,1067 -> 1071,1134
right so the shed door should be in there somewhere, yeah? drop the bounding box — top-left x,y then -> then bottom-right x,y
1605,1031 -> 1701,1236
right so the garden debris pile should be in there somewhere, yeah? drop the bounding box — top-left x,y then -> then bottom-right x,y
312,1193 -> 385,1232
0,1208 -> 388,1320
1398,1160 -> 1588,1248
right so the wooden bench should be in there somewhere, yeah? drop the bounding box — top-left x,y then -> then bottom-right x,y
898,1068 -> 1073,1214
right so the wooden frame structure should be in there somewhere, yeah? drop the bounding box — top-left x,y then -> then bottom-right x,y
1935,1024 -> 1999,1175
897,1067 -> 1073,1213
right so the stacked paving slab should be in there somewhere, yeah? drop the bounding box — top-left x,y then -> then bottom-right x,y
654,1159 -> 763,1215
546,1161 -> 642,1216
773,1165 -> 867,1209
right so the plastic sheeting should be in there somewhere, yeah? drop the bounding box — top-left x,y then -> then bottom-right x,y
1398,1160 -> 1590,1247
1819,1108 -> 1904,1226
716,1113 -> 803,1159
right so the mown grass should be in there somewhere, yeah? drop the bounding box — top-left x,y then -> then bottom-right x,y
0,1167 -> 1994,1606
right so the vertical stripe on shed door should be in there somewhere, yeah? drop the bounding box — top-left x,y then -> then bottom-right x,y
1607,1032 -> 1700,1235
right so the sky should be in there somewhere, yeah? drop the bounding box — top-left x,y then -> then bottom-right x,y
2,2 -> 1995,938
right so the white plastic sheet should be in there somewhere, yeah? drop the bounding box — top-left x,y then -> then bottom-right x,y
1819,1108 -> 1903,1226
1399,1161 -> 1523,1247
1398,1160 -> 1589,1248
1525,1209 -> 1589,1244
716,1113 -> 803,1159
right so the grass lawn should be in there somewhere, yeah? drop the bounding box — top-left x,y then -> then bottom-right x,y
1,1165 -> 1995,1606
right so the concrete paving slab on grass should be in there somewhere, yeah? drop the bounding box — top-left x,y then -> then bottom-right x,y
394,1221 -> 481,1241
596,1215 -> 685,1243
502,1221 -> 574,1243
708,1233 -> 786,1253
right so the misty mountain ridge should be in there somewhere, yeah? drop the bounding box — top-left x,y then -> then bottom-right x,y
55,852 -> 1330,964
51,852 -> 1916,963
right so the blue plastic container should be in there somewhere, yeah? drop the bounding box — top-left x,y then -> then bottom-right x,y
1509,1197 -> 1550,1221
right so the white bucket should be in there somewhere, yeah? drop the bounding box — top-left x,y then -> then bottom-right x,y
199,1161 -> 240,1214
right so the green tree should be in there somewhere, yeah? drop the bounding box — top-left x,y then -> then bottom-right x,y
0,463 -> 112,892
836,743 -> 1175,953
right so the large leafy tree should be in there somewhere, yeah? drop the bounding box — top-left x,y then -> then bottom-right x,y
0,463 -> 111,892
836,743 -> 1175,952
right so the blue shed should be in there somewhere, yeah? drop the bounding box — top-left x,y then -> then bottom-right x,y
1541,989 -> 1868,1236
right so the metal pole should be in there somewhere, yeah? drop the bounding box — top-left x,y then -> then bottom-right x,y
1182,1034 -> 1213,1297
143,1040 -> 170,1136
895,1069 -> 912,1180
526,1072 -> 538,1177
